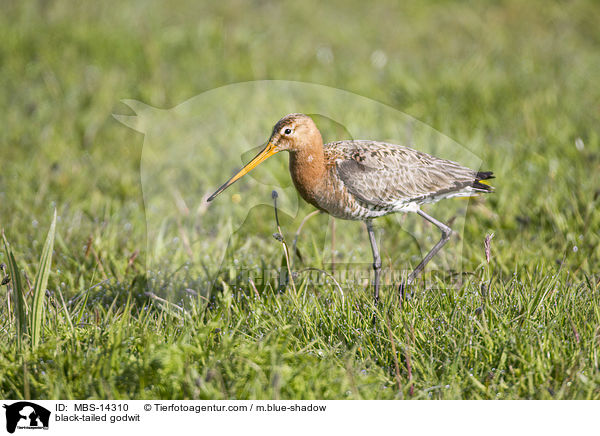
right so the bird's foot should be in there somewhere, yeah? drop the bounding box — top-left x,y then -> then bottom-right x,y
371,311 -> 378,326
371,291 -> 380,325
398,281 -> 412,303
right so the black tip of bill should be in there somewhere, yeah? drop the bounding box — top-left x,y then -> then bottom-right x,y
207,186 -> 224,202
206,181 -> 229,202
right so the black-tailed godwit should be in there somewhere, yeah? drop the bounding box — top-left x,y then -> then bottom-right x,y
208,113 -> 494,301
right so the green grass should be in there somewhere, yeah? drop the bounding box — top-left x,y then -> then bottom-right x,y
1,0 -> 599,399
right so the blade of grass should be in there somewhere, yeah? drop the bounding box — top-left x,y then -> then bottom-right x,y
30,209 -> 57,348
56,287 -> 75,332
2,230 -> 27,349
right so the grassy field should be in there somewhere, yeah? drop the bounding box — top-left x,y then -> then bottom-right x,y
1,0 -> 599,399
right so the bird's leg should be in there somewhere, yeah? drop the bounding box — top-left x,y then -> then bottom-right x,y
365,219 -> 382,304
400,209 -> 452,299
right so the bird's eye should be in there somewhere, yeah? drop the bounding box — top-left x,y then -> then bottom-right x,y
284,128 -> 292,135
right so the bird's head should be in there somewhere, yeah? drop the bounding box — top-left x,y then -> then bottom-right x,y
207,113 -> 320,201
267,113 -> 320,152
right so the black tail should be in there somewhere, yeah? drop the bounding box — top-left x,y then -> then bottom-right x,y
473,171 -> 495,192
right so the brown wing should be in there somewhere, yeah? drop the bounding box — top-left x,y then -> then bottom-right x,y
327,140 -> 492,207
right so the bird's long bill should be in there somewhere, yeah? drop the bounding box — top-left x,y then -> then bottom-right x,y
207,142 -> 278,202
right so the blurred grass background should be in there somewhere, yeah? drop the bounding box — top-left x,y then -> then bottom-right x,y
0,0 -> 599,399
